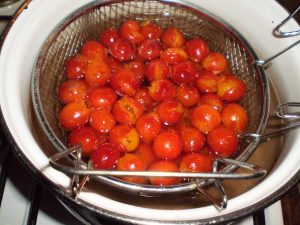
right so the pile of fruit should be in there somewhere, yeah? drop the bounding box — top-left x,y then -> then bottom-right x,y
57,19 -> 248,186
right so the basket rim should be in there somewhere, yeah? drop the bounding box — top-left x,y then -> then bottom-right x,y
31,0 -> 270,194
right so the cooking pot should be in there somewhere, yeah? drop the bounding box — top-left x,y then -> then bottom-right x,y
0,0 -> 299,224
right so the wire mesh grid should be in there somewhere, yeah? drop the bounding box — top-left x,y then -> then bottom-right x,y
33,0 -> 269,194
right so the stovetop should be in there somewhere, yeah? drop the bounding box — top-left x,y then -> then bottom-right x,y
0,1 -> 286,225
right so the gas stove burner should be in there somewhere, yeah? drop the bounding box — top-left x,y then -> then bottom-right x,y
0,0 -> 20,7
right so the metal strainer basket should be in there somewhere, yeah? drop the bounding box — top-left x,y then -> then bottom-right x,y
31,0 -> 300,209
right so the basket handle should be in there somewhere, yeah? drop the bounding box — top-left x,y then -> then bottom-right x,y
273,5 -> 300,38
49,147 -> 266,180
243,102 -> 300,142
254,5 -> 300,68
254,40 -> 300,68
49,145 -> 266,210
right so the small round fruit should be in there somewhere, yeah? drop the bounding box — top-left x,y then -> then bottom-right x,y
161,27 -> 185,48
135,113 -> 162,143
124,60 -> 146,83
110,68 -> 140,97
134,88 -> 154,111
59,101 -> 90,130
161,47 -> 188,65
138,38 -> 162,61
65,54 -> 87,80
202,52 -> 228,74
185,38 -> 209,62
87,87 -> 117,110
58,80 -> 88,104
180,152 -> 212,173
171,60 -> 198,85
189,104 -> 221,133
176,84 -> 200,107
148,79 -> 176,103
112,96 -> 144,125
156,100 -> 184,125
217,74 -> 246,102
140,21 -> 162,39
145,59 -> 170,82
68,126 -> 99,156
149,160 -> 182,186
117,153 -> 147,184
109,124 -> 140,152
181,126 -> 205,152
135,143 -> 157,168
195,71 -> 219,94
107,54 -> 123,72
221,103 -> 248,133
207,126 -> 239,157
99,27 -> 121,48
80,40 -> 107,60
90,143 -> 124,169
85,59 -> 111,87
153,130 -> 182,160
89,109 -> 116,133
199,93 -> 223,111
110,38 -> 136,62
120,20 -> 144,44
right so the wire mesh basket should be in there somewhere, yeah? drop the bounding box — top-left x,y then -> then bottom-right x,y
32,0 -> 281,209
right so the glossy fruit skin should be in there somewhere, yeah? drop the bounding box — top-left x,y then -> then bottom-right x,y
179,152 -> 212,173
58,80 -> 88,104
221,103 -> 248,133
110,69 -> 140,96
110,38 -> 136,62
135,113 -> 162,143
99,27 -> 121,48
217,74 -> 246,102
59,101 -> 91,130
181,126 -> 205,152
135,142 -> 157,168
148,79 -> 177,103
149,160 -> 182,186
153,130 -> 182,160
195,70 -> 219,94
161,47 -> 188,65
117,153 -> 147,184
189,104 -> 221,133
140,21 -> 162,39
185,38 -> 209,63
145,59 -> 170,82
80,40 -> 107,60
112,96 -> 144,125
202,52 -> 228,74
161,27 -> 185,48
124,60 -> 146,83
134,88 -> 154,111
85,59 -> 111,87
90,143 -> 124,169
171,60 -> 198,85
87,87 -> 117,110
199,93 -> 223,111
207,126 -> 239,157
156,100 -> 184,125
176,85 -> 200,108
89,108 -> 116,133
65,54 -> 87,80
68,126 -> 99,156
120,20 -> 144,44
109,124 -> 140,152
107,54 -> 123,72
138,38 -> 162,61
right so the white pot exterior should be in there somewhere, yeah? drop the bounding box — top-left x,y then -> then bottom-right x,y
0,0 -> 299,222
